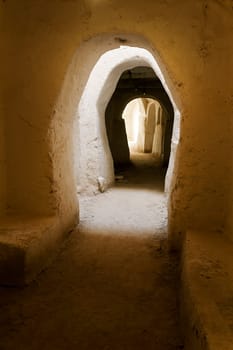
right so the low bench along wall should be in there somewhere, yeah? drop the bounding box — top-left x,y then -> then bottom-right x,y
181,230 -> 233,350
0,216 -> 76,286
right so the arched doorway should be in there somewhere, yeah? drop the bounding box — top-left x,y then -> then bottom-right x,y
0,33 -> 182,286
105,66 -> 174,173
123,98 -> 165,158
51,33 -> 181,248
75,49 -> 179,193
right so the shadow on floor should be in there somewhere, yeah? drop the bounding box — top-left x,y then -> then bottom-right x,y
114,152 -> 167,192
0,152 -> 183,350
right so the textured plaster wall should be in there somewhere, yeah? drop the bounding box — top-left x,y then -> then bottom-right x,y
226,74 -> 233,242
145,100 -> 157,154
0,4 -> 6,216
0,109 -> 6,216
151,103 -> 164,158
123,100 -> 138,143
1,1 -> 233,245
135,99 -> 146,153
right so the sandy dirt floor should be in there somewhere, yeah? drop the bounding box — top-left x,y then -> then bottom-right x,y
0,153 -> 183,350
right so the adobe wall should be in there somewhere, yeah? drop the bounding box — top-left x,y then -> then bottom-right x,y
0,112 -> 5,216
1,1 -> 233,246
0,3 -> 6,216
226,72 -> 233,242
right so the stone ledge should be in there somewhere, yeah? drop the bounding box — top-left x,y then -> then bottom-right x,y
0,216 -> 75,286
181,230 -> 233,350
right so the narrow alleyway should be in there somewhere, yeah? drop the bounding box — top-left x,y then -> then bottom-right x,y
0,153 -> 183,350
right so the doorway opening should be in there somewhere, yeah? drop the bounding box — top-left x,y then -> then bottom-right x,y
123,98 -> 164,158
119,97 -> 168,191
75,46 -> 179,197
104,65 -> 174,191
52,34 -> 181,245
